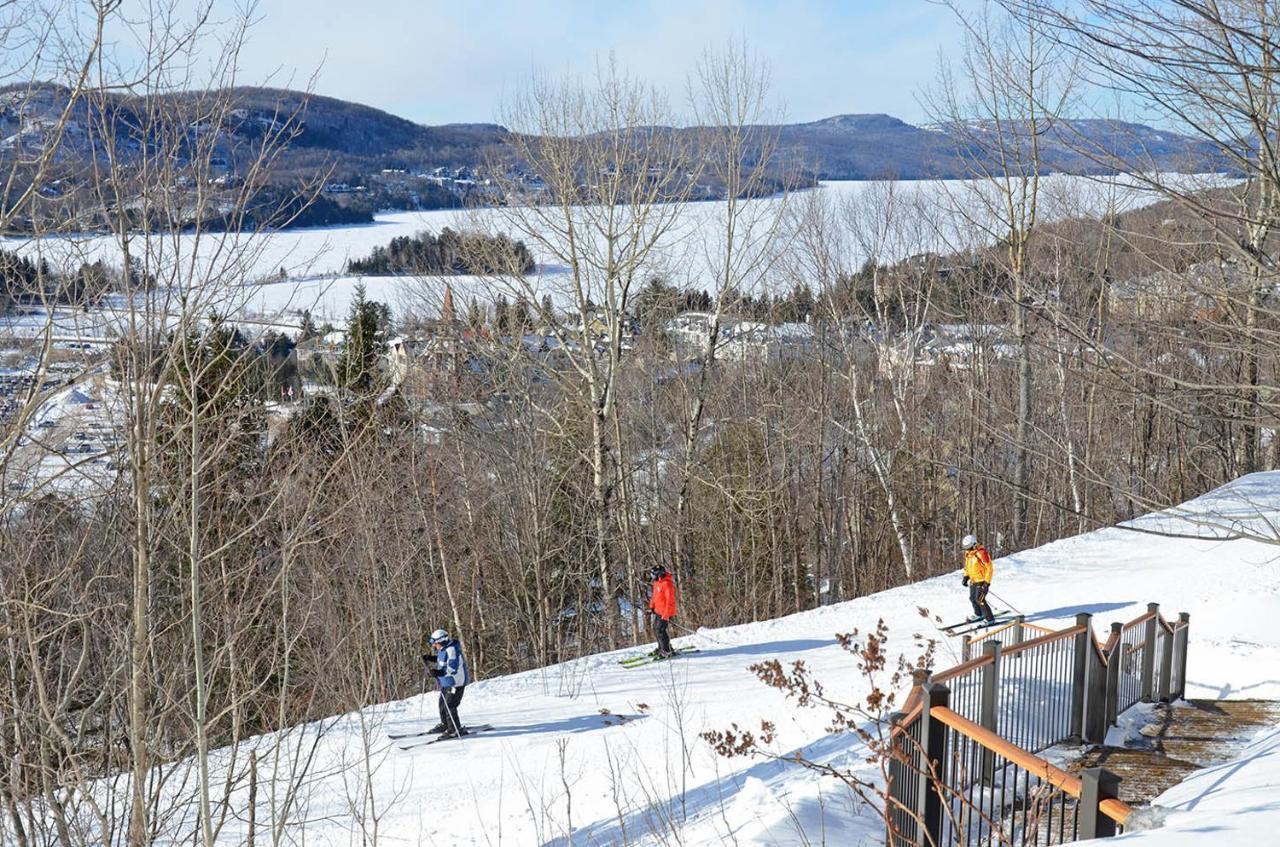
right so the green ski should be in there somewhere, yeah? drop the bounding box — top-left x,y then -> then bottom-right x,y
618,645 -> 699,668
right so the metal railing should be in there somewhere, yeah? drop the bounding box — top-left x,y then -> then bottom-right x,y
887,603 -> 1190,845
960,618 -> 1056,660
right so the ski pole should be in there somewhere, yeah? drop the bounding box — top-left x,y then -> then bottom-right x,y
987,589 -> 1024,617
419,661 -> 428,722
669,618 -> 734,647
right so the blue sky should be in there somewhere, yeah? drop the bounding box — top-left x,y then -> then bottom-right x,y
230,0 -> 970,126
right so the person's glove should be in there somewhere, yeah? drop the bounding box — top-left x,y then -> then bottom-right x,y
962,575 -> 970,587
430,667 -> 445,678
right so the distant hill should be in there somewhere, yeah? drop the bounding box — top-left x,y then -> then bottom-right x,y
0,84 -> 1225,233
768,113 -> 1222,179
196,87 -> 510,171
774,114 -> 971,179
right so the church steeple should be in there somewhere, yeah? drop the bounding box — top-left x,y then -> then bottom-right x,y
441,283 -> 456,324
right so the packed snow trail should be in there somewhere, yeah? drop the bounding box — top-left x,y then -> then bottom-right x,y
72,472 -> 1280,845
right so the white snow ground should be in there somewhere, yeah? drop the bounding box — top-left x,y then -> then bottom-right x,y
66,470 -> 1280,846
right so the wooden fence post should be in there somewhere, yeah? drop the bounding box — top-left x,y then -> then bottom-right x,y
1085,637 -> 1107,744
1159,622 -> 1175,703
919,683 -> 951,846
1141,603 -> 1159,702
912,668 -> 931,689
1105,622 -> 1122,727
1173,613 -> 1190,700
979,640 -> 1000,782
1071,612 -> 1092,741
1079,767 -> 1121,839
886,710 -> 908,847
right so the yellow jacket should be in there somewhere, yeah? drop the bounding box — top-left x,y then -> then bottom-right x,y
964,545 -> 994,583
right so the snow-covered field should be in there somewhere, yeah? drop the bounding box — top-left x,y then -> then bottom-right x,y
65,471 -> 1279,846
1,173 -> 1226,328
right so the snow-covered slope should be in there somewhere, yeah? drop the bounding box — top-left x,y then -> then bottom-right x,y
80,473 -> 1280,845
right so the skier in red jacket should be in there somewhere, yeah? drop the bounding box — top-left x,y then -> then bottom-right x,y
648,565 -> 677,658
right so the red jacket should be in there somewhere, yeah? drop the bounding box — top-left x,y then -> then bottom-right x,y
650,572 -> 677,620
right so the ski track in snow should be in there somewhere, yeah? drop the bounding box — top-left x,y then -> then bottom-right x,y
45,471 -> 1277,846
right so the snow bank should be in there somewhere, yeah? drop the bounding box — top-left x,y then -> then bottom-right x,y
1112,723 -> 1280,845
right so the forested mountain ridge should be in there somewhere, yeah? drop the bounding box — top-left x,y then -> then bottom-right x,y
0,83 -> 1223,234
4,83 -> 1222,181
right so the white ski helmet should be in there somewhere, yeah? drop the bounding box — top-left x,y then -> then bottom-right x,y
961,534 -> 978,550
429,628 -> 449,645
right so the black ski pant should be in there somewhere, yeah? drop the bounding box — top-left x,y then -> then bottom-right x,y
438,686 -> 465,733
653,615 -> 674,656
969,581 -> 994,621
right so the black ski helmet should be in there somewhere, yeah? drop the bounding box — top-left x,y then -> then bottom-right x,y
649,565 -> 667,581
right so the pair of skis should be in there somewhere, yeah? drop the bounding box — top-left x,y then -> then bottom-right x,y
388,724 -> 495,749
939,610 -> 1012,638
618,645 -> 699,668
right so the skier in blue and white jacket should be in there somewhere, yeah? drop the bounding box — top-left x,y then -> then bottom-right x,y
423,628 -> 471,738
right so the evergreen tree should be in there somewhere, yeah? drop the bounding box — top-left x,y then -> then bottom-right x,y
338,283 -> 387,396
635,277 -> 680,331
466,297 -> 484,333
796,283 -> 815,322
513,298 -> 533,334
299,310 -> 318,341
494,294 -> 510,336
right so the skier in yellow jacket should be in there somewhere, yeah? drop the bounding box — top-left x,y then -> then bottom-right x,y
961,534 -> 995,624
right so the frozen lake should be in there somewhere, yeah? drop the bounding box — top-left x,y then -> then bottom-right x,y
1,174 -> 1225,326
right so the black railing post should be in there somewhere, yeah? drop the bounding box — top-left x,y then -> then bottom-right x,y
1105,622 -> 1122,727
1141,603 -> 1159,702
912,668 -> 931,689
919,683 -> 951,846
1159,622 -> 1175,703
886,710 -> 907,847
1070,612 -> 1092,741
1079,767 -> 1121,839
979,640 -> 1000,783
1173,612 -> 1190,700
1085,636 -> 1107,744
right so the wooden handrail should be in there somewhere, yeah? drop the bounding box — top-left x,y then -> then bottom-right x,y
932,653 -> 995,683
1101,797 -> 1132,823
1001,624 -> 1085,658
1122,610 -> 1156,630
930,706 -> 1133,825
